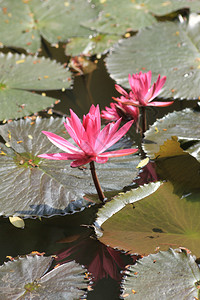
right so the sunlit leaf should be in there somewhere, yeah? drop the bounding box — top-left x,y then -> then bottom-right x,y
106,16 -> 200,99
154,137 -> 200,194
155,136 -> 187,158
95,181 -> 200,257
9,216 -> 25,229
121,248 -> 200,300
0,0 -> 96,52
0,117 -> 139,217
0,53 -> 71,120
136,157 -> 149,169
143,109 -> 200,159
0,254 -> 87,299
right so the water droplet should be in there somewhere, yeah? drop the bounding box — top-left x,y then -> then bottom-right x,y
183,72 -> 193,78
180,42 -> 186,47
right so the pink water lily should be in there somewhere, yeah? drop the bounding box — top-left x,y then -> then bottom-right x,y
113,70 -> 173,107
38,105 -> 138,168
101,102 -> 139,123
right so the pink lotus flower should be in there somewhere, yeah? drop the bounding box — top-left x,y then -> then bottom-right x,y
113,70 -> 173,107
38,105 -> 138,168
101,102 -> 139,123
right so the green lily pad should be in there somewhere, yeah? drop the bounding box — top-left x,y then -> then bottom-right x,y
106,16 -> 200,99
0,53 -> 71,120
84,0 -> 200,35
0,0 -> 96,53
0,254 -> 87,299
84,0 -> 156,35
148,0 -> 200,15
143,109 -> 200,159
65,34 -> 120,56
95,181 -> 200,257
0,117 -> 139,217
121,248 -> 200,300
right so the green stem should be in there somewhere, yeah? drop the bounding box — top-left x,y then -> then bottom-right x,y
89,161 -> 105,202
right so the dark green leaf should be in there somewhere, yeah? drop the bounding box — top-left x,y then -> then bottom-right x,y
121,248 -> 200,300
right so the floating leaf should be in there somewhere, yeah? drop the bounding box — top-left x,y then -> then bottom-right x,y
9,216 -> 25,229
0,254 -> 87,299
84,0 -> 156,35
0,0 -> 97,52
143,109 -> 200,159
95,182 -> 161,237
95,182 -> 200,257
121,248 -> 200,300
136,157 -> 149,169
0,117 -> 140,217
148,0 -> 200,15
0,53 -> 71,120
65,34 -> 120,56
84,0 -> 200,35
106,16 -> 200,99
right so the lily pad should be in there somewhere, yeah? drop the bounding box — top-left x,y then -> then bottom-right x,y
83,0 -> 156,35
121,248 -> 200,300
0,254 -> 87,299
143,109 -> 200,159
106,16 -> 200,99
0,53 -> 71,120
65,34 -> 120,56
0,117 -> 140,217
0,0 -> 96,53
85,0 -> 200,36
148,0 -> 200,15
95,181 -> 200,257
84,0 -> 200,36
